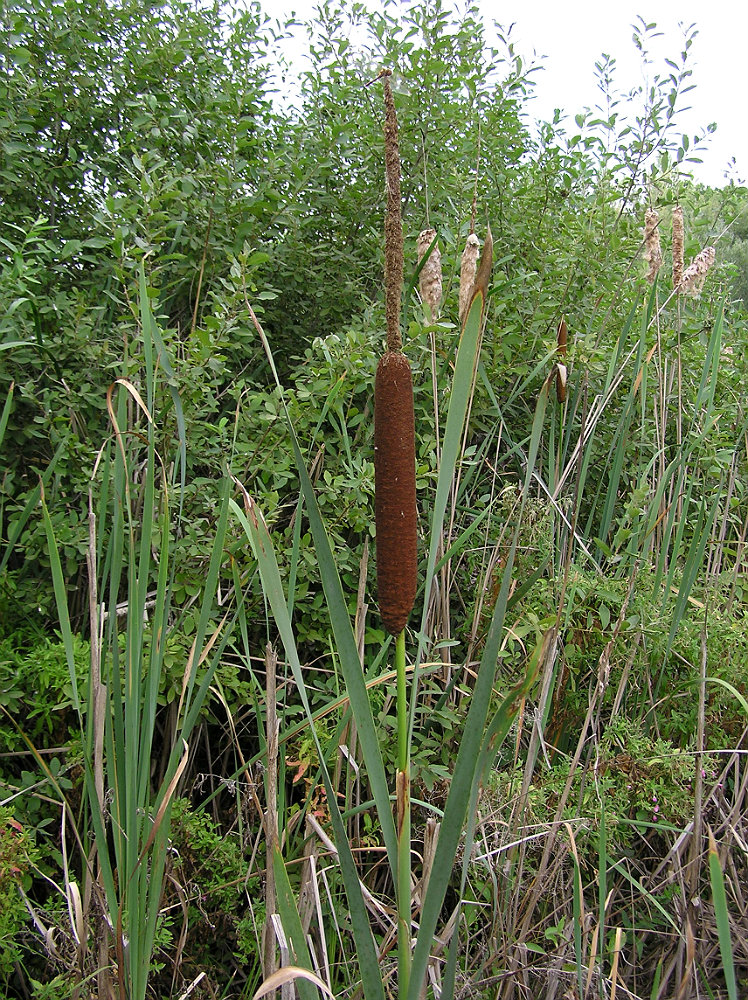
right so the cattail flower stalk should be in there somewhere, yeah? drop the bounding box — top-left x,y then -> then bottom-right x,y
643,208 -> 663,283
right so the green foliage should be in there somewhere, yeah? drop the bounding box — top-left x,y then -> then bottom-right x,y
152,797 -> 253,991
1,0 -> 747,996
0,807 -> 39,983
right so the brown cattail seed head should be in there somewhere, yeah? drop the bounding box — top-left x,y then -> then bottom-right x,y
556,363 -> 567,403
556,318 -> 568,403
672,206 -> 684,290
374,351 -> 417,636
417,228 -> 442,320
459,233 -> 480,326
383,72 -> 403,353
643,208 -> 663,283
679,246 -> 716,297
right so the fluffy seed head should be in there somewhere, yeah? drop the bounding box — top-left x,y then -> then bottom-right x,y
679,246 -> 715,297
417,228 -> 442,320
374,350 -> 417,635
459,233 -> 480,326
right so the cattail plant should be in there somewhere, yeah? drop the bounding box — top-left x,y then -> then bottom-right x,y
417,227 -> 442,320
643,207 -> 663,283
672,205 -> 685,289
373,68 -> 418,994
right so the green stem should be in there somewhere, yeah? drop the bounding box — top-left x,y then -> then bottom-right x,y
395,628 -> 412,994
396,628 -> 408,774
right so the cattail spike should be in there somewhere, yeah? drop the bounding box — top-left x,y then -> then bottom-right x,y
374,351 -> 417,635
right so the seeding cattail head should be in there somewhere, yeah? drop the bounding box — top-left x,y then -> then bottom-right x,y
672,206 -> 684,291
556,318 -> 568,402
417,228 -> 442,320
679,246 -> 716,297
459,233 -> 480,326
374,350 -> 417,635
643,208 -> 663,283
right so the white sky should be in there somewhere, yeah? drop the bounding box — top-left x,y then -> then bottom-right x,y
266,0 -> 747,188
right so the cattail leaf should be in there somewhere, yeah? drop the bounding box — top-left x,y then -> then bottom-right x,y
253,966 -> 336,1000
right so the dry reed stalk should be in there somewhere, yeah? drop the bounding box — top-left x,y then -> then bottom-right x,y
679,246 -> 716,296
417,227 -> 442,320
672,205 -> 685,290
643,207 -> 663,283
375,70 -> 417,636
459,233 -> 480,326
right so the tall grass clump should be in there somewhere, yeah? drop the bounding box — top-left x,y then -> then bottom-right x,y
39,267 -> 233,1000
